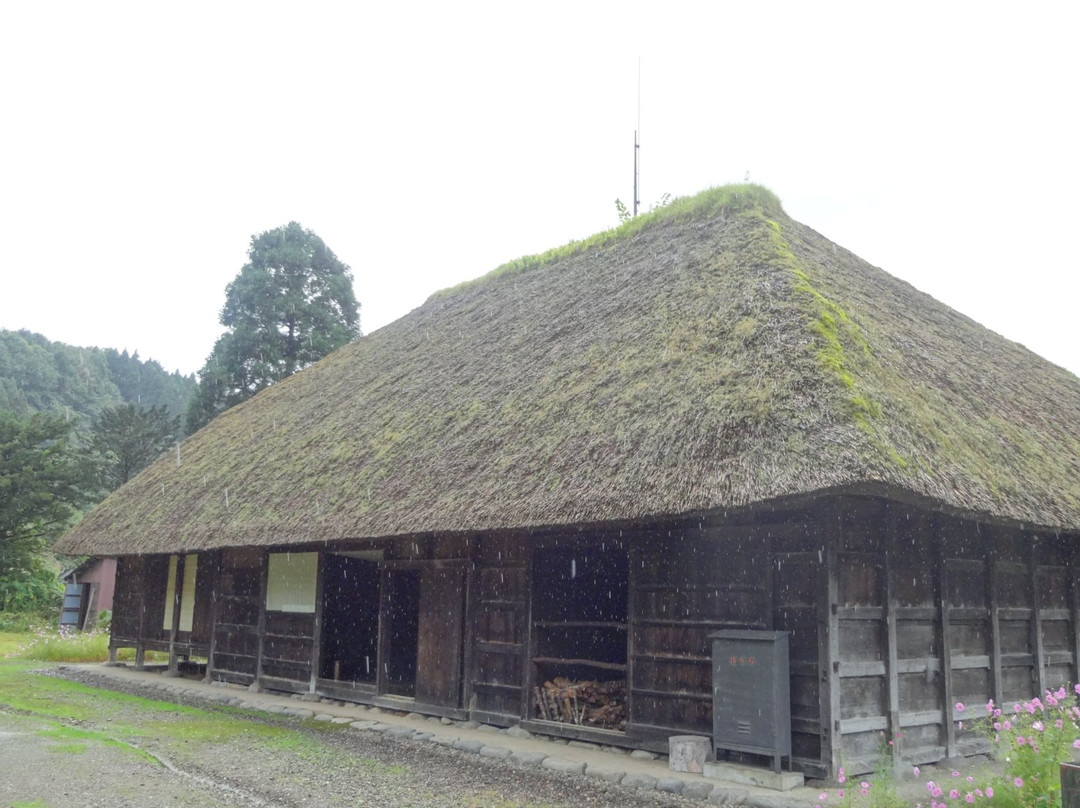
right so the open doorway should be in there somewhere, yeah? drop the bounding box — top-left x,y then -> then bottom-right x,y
384,569 -> 421,697
531,541 -> 629,730
320,554 -> 380,683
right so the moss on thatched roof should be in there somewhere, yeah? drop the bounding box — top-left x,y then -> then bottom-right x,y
56,184 -> 1080,555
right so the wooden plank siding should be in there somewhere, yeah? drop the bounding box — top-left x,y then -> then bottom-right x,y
101,495 -> 1080,779
210,547 -> 264,685
627,526 -> 770,745
470,534 -> 528,721
830,509 -> 1078,775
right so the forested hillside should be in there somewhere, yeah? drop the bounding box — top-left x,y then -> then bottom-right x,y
0,329 -> 195,427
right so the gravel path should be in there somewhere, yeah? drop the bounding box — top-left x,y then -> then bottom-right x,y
2,665 -> 710,808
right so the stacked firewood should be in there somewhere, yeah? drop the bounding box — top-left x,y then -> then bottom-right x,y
535,678 -> 627,730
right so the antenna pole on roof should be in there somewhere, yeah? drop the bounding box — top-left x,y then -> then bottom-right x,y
633,130 -> 639,217
633,56 -> 641,217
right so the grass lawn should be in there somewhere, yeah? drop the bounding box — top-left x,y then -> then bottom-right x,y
0,630 -> 25,656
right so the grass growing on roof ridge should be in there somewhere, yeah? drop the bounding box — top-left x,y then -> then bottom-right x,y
429,183 -> 783,301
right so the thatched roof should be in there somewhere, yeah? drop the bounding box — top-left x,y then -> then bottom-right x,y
56,185 -> 1080,556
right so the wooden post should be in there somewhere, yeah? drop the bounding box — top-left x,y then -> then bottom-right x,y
204,552 -> 221,684
252,550 -> 269,691
166,554 -> 185,677
884,544 -> 901,766
1070,542 -> 1080,686
935,531 -> 957,757
376,566 -> 391,696
135,559 -> 147,670
461,549 -> 478,715
309,550 -> 325,695
985,527 -> 1003,708
626,538 -> 639,732
817,503 -> 843,776
521,537 -> 537,722
1031,536 -> 1047,696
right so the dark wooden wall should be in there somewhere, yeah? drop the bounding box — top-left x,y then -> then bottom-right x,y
104,494 -> 1079,780
470,534 -> 528,722
629,526 -> 771,744
111,555 -> 145,645
829,498 -> 1078,776
210,547 -> 263,684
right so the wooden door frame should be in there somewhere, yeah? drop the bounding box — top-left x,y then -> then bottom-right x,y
376,559 -> 469,707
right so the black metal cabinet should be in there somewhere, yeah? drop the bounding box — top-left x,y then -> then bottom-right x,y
709,629 -> 791,773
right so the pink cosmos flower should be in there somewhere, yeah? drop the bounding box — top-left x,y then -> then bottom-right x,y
1033,720 -> 1044,732
952,771 -> 960,778
1018,736 -> 1026,745
1073,739 -> 1080,749
913,766 -> 921,776
1014,777 -> 1024,788
1056,719 -> 1065,729
1003,720 -> 1012,730
985,699 -> 995,712
818,793 -> 828,801
949,789 -> 960,799
965,793 -> 974,803
955,702 -> 965,712
986,786 -> 994,798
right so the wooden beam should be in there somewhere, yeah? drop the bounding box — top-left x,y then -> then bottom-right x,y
626,543 -> 638,732
134,558 -> 147,669
253,550 -> 269,690
885,541 -> 901,766
461,554 -> 478,714
1071,542 -> 1080,686
376,566 -> 391,697
935,536 -> 957,757
520,539 -> 536,722
204,552 -> 221,684
818,504 -> 842,776
988,548 -> 1003,706
1031,536 -> 1046,696
309,550 -> 325,694
167,554 -> 185,676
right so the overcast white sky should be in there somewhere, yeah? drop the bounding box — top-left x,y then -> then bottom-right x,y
1,2 -> 1077,379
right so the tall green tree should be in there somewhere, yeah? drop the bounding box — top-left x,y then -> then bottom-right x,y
90,403 -> 179,490
0,412 -> 90,612
186,222 -> 360,433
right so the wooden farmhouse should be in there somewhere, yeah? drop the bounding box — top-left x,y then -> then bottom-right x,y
56,185 -> 1080,777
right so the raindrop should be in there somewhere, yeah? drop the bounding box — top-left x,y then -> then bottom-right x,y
571,559 -> 577,579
